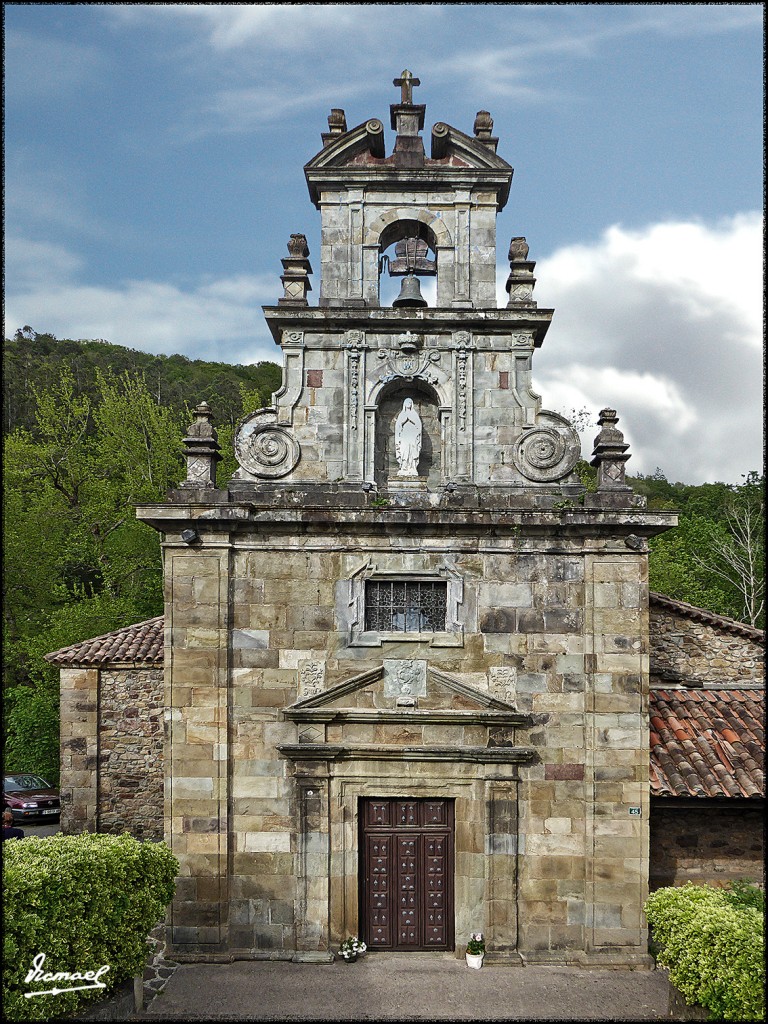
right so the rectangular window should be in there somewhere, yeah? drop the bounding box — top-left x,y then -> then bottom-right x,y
364,580 -> 447,633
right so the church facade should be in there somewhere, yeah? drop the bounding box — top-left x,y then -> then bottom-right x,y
109,74 -> 685,963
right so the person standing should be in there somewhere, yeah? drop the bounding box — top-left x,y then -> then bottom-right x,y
2,808 -> 25,839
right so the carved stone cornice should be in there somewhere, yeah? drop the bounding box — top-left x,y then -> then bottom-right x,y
277,743 -> 536,764
282,708 -> 531,726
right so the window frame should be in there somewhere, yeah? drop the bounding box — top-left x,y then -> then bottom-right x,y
347,563 -> 464,648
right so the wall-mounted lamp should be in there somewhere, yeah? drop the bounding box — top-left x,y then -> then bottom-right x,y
180,528 -> 200,545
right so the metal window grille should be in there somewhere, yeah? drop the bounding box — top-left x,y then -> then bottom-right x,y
364,580 -> 447,633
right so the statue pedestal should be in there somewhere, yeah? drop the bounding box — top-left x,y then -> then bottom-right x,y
389,476 -> 428,492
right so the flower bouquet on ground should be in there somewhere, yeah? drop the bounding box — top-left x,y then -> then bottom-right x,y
338,936 -> 367,962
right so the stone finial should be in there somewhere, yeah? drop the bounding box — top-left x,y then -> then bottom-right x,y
279,234 -> 313,306
180,402 -> 221,488
472,110 -> 498,151
327,108 -> 347,134
508,237 -> 529,262
390,69 -> 425,168
322,108 -> 347,147
473,110 -> 494,137
590,408 -> 632,490
287,233 -> 309,258
505,236 -> 537,308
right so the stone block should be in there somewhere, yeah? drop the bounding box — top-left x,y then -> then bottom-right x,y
592,904 -> 623,928
481,582 -> 533,608
232,776 -> 282,800
169,776 -> 215,799
544,817 -> 572,834
244,832 -> 292,853
525,833 -> 585,857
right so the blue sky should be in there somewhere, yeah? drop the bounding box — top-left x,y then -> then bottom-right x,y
4,3 -> 763,484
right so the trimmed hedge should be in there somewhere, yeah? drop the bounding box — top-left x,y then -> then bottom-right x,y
3,833 -> 178,1022
644,882 -> 765,1021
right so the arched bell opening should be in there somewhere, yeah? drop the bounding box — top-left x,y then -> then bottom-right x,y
373,380 -> 441,491
378,220 -> 437,308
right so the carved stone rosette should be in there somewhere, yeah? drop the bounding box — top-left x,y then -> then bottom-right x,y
234,410 -> 301,478
512,416 -> 581,482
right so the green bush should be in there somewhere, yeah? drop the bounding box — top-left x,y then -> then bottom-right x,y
3,833 -> 178,1021
645,882 -> 765,1021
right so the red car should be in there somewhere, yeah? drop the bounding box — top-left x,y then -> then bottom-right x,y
3,774 -> 61,822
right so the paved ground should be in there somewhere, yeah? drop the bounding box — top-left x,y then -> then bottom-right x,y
11,818 -> 61,838
139,954 -> 675,1021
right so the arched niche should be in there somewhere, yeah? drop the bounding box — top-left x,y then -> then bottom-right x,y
373,381 -> 442,491
362,208 -> 454,307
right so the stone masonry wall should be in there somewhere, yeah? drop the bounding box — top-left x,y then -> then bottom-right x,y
98,668 -> 164,840
649,803 -> 765,890
649,607 -> 764,684
161,522 -> 654,964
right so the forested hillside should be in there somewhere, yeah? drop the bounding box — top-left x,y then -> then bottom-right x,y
4,327 -> 281,433
2,332 -> 764,783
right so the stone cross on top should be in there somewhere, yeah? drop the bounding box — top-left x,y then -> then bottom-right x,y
393,69 -> 420,105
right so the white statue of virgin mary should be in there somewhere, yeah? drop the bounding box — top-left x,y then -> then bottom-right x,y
394,398 -> 422,477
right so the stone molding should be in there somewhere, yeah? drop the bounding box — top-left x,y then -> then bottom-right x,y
277,743 -> 536,763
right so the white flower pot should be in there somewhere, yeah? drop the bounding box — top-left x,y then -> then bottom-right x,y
465,952 -> 484,969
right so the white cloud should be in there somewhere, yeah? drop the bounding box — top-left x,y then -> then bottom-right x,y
6,237 -> 85,289
113,4 -> 422,53
110,3 -> 763,118
4,238 -> 279,365
505,213 -> 763,484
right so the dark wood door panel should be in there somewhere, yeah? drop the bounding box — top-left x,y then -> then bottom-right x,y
361,798 -> 454,951
366,833 -> 392,947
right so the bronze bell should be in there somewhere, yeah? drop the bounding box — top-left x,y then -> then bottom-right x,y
393,274 -> 427,308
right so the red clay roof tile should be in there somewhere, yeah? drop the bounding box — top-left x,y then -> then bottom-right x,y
44,616 -> 163,667
650,688 -> 764,798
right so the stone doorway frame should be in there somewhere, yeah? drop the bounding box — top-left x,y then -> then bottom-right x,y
292,768 -> 520,956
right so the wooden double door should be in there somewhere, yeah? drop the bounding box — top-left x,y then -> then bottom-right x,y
360,797 -> 454,951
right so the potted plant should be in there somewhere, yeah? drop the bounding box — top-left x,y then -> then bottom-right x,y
465,932 -> 485,969
338,936 -> 367,963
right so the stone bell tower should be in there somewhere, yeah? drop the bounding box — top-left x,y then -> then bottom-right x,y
138,72 -> 676,965
234,69 -> 582,496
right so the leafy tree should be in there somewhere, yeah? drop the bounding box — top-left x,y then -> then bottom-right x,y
640,471 -> 765,629
689,473 -> 764,627
3,331 -> 282,436
2,367 -> 188,780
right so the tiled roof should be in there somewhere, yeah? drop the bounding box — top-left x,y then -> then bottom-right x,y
649,591 -> 765,642
650,687 -> 765,798
44,616 -> 164,667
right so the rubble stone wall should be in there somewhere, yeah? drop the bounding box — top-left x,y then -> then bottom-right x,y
97,668 -> 164,840
649,607 -> 764,684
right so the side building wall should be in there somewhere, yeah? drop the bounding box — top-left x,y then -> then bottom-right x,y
649,606 -> 764,685
649,802 -> 765,890
59,665 -> 164,840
